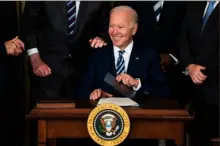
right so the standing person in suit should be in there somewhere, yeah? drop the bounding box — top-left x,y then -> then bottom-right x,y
0,37 -> 24,98
113,1 -> 188,101
22,1 -> 111,100
179,1 -> 219,146
22,2 -> 111,146
0,2 -> 25,146
78,6 -> 170,101
0,37 -> 24,146
0,37 -> 24,145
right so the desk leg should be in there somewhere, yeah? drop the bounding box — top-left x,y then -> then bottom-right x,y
174,122 -> 185,146
48,139 -> 56,146
38,120 -> 47,146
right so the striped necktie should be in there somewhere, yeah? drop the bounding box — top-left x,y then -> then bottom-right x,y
116,50 -> 125,75
66,1 -> 76,35
202,1 -> 216,31
153,1 -> 162,22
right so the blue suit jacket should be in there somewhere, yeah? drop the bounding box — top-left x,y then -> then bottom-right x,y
77,43 -> 171,98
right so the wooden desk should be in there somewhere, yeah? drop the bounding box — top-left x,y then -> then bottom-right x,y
211,138 -> 220,146
26,98 -> 193,146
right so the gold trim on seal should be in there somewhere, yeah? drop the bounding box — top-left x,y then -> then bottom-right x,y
87,103 -> 130,146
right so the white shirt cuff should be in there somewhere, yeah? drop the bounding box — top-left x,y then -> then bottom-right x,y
132,78 -> 141,91
182,68 -> 189,76
27,48 -> 39,56
169,54 -> 179,65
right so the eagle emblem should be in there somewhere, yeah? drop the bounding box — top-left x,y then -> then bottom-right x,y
99,113 -> 119,136
87,103 -> 130,145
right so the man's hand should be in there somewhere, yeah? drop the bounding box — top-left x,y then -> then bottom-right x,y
30,53 -> 52,77
4,36 -> 24,56
89,37 -> 107,48
116,73 -> 139,88
160,53 -> 172,71
90,89 -> 112,100
187,64 -> 207,84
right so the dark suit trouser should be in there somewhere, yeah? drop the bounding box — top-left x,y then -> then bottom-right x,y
164,66 -> 193,104
29,58 -> 77,146
192,103 -> 219,146
190,83 -> 219,146
0,78 -> 18,146
30,58 -> 76,100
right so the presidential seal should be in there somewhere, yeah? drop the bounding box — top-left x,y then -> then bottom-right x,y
87,103 -> 130,146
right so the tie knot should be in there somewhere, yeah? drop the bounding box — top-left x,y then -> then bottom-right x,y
119,50 -> 125,56
153,1 -> 160,5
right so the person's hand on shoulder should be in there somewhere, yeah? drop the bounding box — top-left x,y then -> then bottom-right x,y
89,36 -> 107,48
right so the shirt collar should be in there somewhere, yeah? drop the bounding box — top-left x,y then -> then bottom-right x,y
113,40 -> 133,55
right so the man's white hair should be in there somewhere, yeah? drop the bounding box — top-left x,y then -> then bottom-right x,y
110,5 -> 138,24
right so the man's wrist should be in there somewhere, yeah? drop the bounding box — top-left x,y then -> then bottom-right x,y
30,53 -> 40,62
27,48 -> 39,56
187,64 -> 195,71
134,79 -> 139,88
183,64 -> 195,76
132,78 -> 141,91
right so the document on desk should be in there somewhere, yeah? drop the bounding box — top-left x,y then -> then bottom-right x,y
97,97 -> 139,107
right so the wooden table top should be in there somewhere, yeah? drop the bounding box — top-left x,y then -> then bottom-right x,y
26,97 -> 193,120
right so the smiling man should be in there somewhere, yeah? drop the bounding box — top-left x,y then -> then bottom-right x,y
78,6 -> 171,100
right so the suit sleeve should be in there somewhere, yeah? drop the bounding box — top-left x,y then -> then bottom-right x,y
139,51 -> 171,97
0,42 -> 6,56
75,50 -> 98,98
179,4 -> 194,68
21,1 -> 43,50
163,2 -> 188,56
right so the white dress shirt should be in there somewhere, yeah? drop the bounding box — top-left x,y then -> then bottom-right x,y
113,41 -> 141,91
27,1 -> 81,56
203,1 -> 219,17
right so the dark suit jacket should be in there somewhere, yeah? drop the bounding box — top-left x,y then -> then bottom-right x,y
0,43 -> 6,56
22,1 -> 111,73
0,2 -> 18,97
0,2 -> 18,41
78,42 -> 171,98
179,2 -> 219,105
0,1 -> 17,58
114,1 -> 187,56
0,43 -> 7,95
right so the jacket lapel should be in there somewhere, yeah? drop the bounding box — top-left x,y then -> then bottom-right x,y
59,2 -> 68,35
109,47 -> 117,77
126,43 -> 140,76
203,2 -> 219,29
151,2 -> 158,23
73,2 -> 88,39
